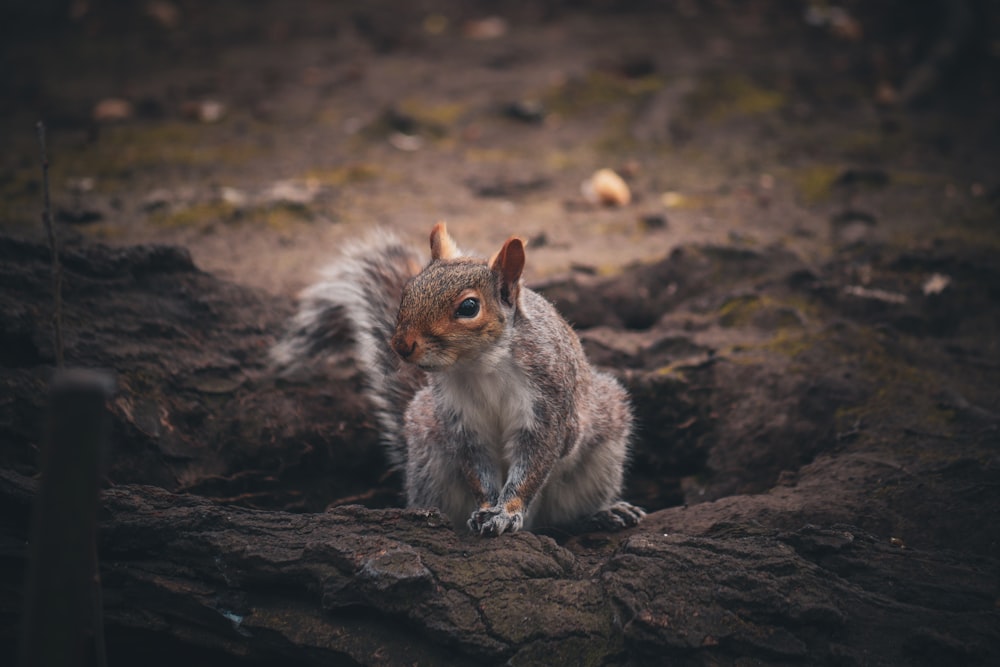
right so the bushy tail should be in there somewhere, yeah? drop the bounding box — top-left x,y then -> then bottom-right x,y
270,231 -> 426,468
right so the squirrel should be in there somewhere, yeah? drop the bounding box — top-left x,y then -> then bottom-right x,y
272,223 -> 644,536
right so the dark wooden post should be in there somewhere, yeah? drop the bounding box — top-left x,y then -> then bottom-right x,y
18,369 -> 115,667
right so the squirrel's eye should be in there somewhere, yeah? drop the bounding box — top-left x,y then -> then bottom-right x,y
455,297 -> 480,318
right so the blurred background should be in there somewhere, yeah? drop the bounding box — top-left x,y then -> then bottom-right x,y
2,0 -> 997,295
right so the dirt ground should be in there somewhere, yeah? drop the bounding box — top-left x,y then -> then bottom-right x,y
2,1 -> 1000,665
2,1 -> 997,293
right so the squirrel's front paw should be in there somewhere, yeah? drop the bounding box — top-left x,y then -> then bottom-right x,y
467,505 -> 524,537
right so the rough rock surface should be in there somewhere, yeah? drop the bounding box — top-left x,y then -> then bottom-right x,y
1,236 -> 998,665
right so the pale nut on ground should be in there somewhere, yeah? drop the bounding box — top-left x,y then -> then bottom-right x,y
581,168 -> 631,206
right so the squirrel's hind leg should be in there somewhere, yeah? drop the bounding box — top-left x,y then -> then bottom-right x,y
529,372 -> 644,532
578,501 -> 646,532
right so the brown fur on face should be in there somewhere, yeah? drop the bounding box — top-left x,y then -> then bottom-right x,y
391,225 -> 528,370
391,259 -> 507,369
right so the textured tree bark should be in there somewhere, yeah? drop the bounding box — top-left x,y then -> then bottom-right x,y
1,470 -> 997,666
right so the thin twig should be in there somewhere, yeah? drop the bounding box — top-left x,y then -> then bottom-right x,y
36,121 -> 64,367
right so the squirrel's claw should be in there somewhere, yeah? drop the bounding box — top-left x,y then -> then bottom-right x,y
468,506 -> 524,537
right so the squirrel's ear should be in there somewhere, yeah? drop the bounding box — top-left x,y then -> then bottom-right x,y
490,236 -> 526,307
430,221 -> 459,261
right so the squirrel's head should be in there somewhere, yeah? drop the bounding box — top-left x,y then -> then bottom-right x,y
391,222 -> 525,371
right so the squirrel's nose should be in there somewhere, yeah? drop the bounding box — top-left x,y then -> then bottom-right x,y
393,336 -> 418,360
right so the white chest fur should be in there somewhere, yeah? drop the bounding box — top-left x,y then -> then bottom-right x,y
436,356 -> 536,452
